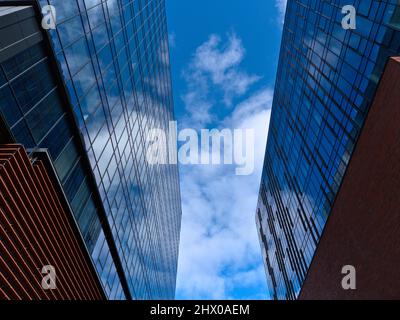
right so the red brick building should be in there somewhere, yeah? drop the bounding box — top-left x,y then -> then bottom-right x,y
300,57 -> 400,300
0,144 -> 105,300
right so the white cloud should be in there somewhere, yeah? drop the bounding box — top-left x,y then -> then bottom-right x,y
176,32 -> 273,298
181,34 -> 260,127
176,90 -> 272,299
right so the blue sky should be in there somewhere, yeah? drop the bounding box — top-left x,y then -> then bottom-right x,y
166,0 -> 287,300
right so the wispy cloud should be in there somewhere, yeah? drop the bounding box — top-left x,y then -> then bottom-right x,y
181,33 -> 260,127
176,34 -> 272,299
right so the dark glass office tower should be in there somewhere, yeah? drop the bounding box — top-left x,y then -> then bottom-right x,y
0,0 -> 181,300
256,0 -> 400,300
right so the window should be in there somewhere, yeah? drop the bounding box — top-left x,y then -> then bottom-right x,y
25,89 -> 65,142
0,85 -> 22,126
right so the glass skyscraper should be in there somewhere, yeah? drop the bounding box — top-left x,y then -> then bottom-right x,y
256,0 -> 400,300
0,0 -> 181,300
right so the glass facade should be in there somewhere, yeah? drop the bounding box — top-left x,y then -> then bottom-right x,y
256,0 -> 400,300
0,0 -> 181,300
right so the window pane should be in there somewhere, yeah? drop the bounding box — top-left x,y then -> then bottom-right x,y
25,89 -> 65,142
0,85 -> 23,126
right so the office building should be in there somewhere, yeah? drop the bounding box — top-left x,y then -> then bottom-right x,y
0,0 -> 181,300
300,57 -> 400,299
256,1 -> 400,299
0,143 -> 106,300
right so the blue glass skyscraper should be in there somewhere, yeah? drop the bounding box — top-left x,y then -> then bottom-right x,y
256,0 -> 400,300
0,0 -> 181,300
